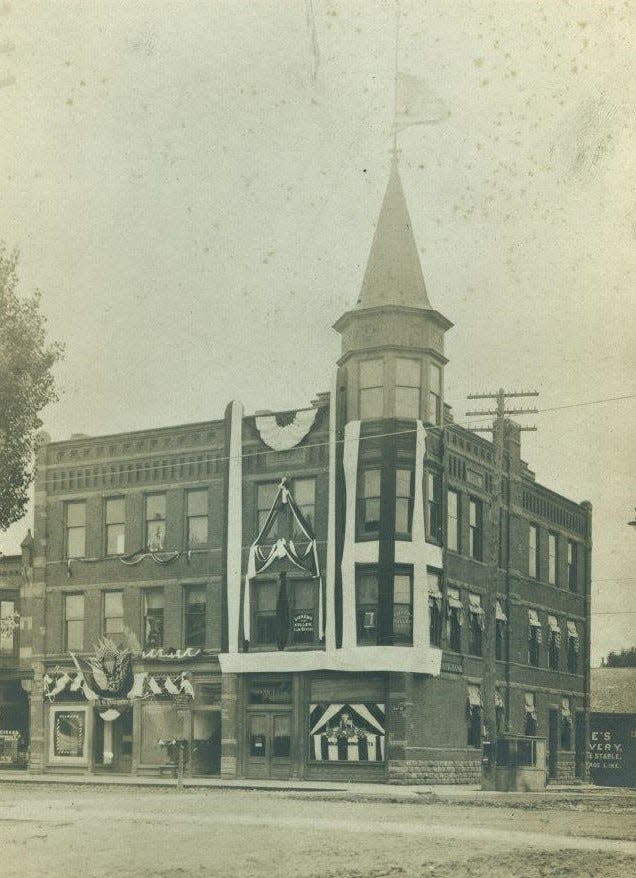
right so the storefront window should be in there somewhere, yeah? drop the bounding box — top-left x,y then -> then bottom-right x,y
53,711 -> 85,758
309,703 -> 386,763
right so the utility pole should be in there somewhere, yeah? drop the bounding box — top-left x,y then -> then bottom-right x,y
465,389 -> 538,745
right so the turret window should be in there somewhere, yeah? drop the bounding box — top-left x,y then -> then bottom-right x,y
395,358 -> 421,419
359,359 -> 384,419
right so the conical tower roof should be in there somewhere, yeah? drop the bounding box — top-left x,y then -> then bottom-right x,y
356,156 -> 431,310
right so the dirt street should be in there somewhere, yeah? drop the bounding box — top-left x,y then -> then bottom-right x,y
0,783 -> 634,878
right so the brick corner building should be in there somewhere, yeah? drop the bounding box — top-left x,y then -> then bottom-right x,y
19,159 -> 591,783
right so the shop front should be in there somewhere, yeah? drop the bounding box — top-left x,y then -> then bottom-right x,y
239,672 -> 388,782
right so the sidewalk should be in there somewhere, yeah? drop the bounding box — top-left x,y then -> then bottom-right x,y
0,768 -> 623,801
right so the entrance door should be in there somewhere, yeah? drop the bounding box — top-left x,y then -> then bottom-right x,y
246,711 -> 292,779
548,709 -> 559,781
574,711 -> 586,779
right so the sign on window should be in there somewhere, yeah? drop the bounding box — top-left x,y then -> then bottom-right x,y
54,712 -> 85,757
309,703 -> 386,762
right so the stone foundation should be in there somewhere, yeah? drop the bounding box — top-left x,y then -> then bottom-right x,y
389,753 -> 481,785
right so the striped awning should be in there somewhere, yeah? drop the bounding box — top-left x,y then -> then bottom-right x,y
495,600 -> 507,622
468,593 -> 483,614
524,692 -> 537,719
528,609 -> 541,627
447,587 -> 462,610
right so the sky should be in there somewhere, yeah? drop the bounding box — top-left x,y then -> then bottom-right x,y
0,1 -> 634,665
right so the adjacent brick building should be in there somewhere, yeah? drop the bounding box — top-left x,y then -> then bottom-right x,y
19,158 -> 591,783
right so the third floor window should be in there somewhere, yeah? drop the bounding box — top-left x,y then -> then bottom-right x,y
357,469 -> 381,538
528,524 -> 539,579
548,532 -> 558,585
425,472 -> 442,544
187,489 -> 208,547
567,540 -> 578,592
146,494 -> 166,552
447,489 -> 460,553
66,501 -> 86,558
103,591 -> 124,639
105,497 -> 125,556
395,469 -> 414,537
469,498 -> 483,561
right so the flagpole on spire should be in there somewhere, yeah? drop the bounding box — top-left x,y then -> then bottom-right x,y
392,0 -> 401,160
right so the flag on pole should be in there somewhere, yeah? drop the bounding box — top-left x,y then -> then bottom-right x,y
395,72 -> 450,131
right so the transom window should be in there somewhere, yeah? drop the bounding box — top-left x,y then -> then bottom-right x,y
145,494 -> 166,551
395,469 -> 414,536
428,363 -> 442,425
187,489 -> 208,547
359,359 -> 384,420
395,358 -> 421,419
357,469 -> 381,537
103,591 -> 124,639
66,501 -> 86,558
105,497 -> 125,556
64,593 -> 84,651
184,586 -> 206,648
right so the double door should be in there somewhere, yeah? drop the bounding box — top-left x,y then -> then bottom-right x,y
246,710 -> 292,779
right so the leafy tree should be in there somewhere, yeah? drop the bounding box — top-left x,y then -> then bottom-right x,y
0,244 -> 63,530
603,647 -> 636,668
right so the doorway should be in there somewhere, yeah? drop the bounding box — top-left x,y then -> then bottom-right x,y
246,711 -> 292,779
94,709 -> 133,773
548,708 -> 559,781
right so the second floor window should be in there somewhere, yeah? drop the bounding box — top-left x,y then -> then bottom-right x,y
146,494 -> 166,551
357,469 -> 381,537
105,497 -> 125,556
428,571 -> 443,647
252,581 -> 278,647
395,357 -> 421,419
395,469 -> 414,537
495,601 -> 507,661
447,490 -> 460,553
392,570 -> 413,644
66,501 -> 86,558
567,541 -> 578,592
548,615 -> 561,670
528,609 -> 542,666
528,524 -> 539,579
548,533 -> 558,585
64,593 -> 84,651
185,586 -> 206,648
468,593 -> 483,656
359,358 -> 384,420
356,568 -> 378,645
469,498 -> 483,561
446,587 -> 463,652
103,591 -> 124,639
289,579 -> 318,645
425,472 -> 442,543
143,590 -> 164,649
187,489 -> 208,547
